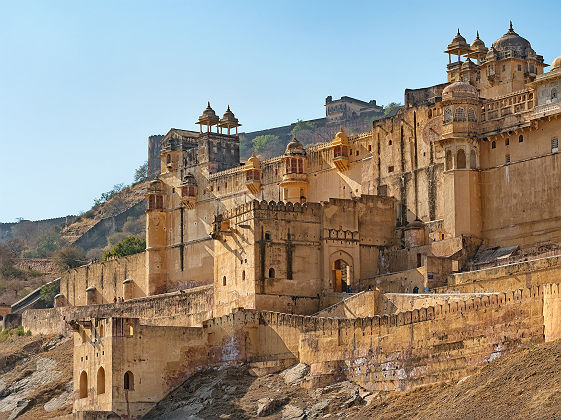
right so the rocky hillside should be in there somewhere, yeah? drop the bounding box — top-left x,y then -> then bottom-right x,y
61,180 -> 149,246
146,338 -> 561,420
0,334 -> 72,419
1,335 -> 561,419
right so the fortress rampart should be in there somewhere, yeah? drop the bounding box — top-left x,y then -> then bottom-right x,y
202,283 -> 561,391
22,285 -> 213,335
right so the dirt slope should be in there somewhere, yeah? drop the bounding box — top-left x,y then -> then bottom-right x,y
146,339 -> 561,420
0,335 -> 73,420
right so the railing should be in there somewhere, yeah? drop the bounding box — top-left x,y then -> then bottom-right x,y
481,89 -> 534,122
532,102 -> 561,119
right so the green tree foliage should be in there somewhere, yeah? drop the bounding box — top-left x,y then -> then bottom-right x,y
39,281 -> 60,308
52,246 -> 86,271
291,119 -> 314,136
134,161 -> 149,183
103,236 -> 146,261
252,134 -> 281,154
383,102 -> 403,117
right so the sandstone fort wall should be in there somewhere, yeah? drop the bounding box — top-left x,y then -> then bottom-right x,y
61,253 -> 147,306
22,285 -> 214,335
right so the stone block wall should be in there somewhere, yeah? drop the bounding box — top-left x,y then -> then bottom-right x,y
22,285 -> 214,336
60,253 -> 147,307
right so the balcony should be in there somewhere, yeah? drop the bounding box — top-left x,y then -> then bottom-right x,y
532,102 -> 561,119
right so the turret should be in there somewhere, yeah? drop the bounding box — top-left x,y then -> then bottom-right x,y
242,153 -> 262,194
439,81 -> 482,238
328,126 -> 350,171
145,179 -> 167,295
180,173 -> 198,209
280,136 -> 308,203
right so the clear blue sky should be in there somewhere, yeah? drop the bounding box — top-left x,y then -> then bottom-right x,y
1,0 -> 559,222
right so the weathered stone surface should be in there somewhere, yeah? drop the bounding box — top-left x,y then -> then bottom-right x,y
281,404 -> 305,420
257,396 -> 288,417
280,363 -> 310,385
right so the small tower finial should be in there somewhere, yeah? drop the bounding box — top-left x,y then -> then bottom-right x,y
457,28 -> 460,35
509,20 -> 513,31
207,101 -> 211,107
227,104 -> 231,111
476,30 -> 479,38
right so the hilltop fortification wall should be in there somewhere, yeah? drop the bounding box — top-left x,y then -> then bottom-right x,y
22,285 -> 214,335
203,283 -> 561,391
442,254 -> 561,293
60,252 -> 147,306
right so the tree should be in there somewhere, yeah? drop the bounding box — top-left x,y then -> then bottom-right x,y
134,161 -> 148,183
103,236 -> 146,261
291,119 -> 314,136
383,102 -> 403,117
52,246 -> 87,271
38,282 -> 60,308
252,134 -> 281,154
94,183 -> 126,206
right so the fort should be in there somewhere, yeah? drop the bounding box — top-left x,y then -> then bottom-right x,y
20,23 -> 561,418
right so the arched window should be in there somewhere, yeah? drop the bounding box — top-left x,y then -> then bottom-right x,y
444,108 -> 452,122
241,270 -> 245,281
468,108 -> 477,122
388,139 -> 392,146
491,141 -> 496,149
222,276 -> 226,286
552,88 -> 558,101
445,150 -> 453,170
166,154 -> 171,165
456,149 -> 466,169
81,330 -> 86,344
268,268 -> 275,278
127,323 -> 133,336
470,150 -> 477,169
428,109 -> 432,118
519,135 -> 524,143
80,371 -> 88,398
454,107 -> 466,122
97,367 -> 105,395
99,325 -> 104,338
124,371 -> 134,390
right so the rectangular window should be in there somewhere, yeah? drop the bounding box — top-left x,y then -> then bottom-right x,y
553,138 -> 559,153
518,64 -> 522,71
388,166 -> 394,173
505,154 -> 511,164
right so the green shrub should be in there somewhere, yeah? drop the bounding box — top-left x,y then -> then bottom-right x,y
25,330 -> 32,336
103,236 -> 146,261
15,325 -> 25,336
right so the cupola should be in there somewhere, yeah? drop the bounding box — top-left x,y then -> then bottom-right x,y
469,32 -> 488,63
196,102 -> 220,133
328,126 -> 350,171
242,153 -> 262,194
218,105 -> 241,135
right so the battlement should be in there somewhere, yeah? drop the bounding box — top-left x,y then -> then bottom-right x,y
204,282 -> 560,334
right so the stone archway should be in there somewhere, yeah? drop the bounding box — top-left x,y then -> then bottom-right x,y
332,259 -> 349,292
329,250 -> 354,293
